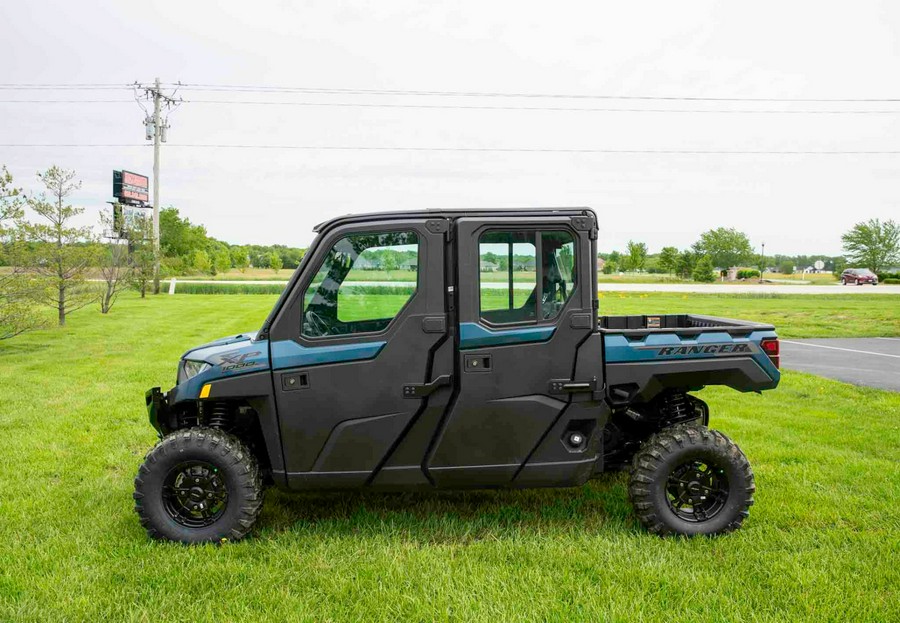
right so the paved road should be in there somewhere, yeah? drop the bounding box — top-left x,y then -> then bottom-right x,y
163,279 -> 900,295
780,338 -> 900,391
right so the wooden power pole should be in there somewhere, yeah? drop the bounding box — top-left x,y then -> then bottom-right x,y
134,78 -> 179,293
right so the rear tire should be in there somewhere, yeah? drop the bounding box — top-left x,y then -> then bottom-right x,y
628,423 -> 754,536
134,427 -> 263,543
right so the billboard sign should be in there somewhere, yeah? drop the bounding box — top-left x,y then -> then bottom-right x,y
113,170 -> 150,205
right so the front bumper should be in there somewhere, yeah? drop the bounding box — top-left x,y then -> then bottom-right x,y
145,387 -> 172,435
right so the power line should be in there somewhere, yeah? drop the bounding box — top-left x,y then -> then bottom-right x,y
2,143 -> 899,154
3,82 -> 900,103
4,99 -> 900,114
0,100 -> 134,103
0,84 -> 131,90
167,82 -> 900,103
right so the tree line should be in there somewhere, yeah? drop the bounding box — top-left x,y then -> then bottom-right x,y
157,207 -> 305,276
601,223 -> 899,281
3,164 -> 899,340
0,165 -> 311,338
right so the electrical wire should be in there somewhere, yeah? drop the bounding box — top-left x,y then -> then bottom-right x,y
3,83 -> 900,103
2,143 -> 898,154
166,83 -> 900,103
3,99 -> 900,114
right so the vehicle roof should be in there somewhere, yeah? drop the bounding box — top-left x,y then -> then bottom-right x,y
313,207 -> 595,232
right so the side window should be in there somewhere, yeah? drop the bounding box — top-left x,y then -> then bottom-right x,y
301,231 -> 419,338
541,231 -> 577,319
479,232 -> 537,324
478,230 -> 576,325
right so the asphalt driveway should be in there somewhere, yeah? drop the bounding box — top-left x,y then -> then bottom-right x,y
780,338 -> 900,392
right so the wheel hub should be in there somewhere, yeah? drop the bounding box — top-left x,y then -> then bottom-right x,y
665,459 -> 729,523
161,461 -> 228,528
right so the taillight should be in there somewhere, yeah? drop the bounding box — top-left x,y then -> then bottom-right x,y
761,338 -> 780,369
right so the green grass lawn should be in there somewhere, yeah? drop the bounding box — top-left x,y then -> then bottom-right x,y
596,292 -> 900,338
1,294 -> 899,622
167,267 -> 841,285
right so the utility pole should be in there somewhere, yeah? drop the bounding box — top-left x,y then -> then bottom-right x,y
133,79 -> 179,293
151,77 -> 162,293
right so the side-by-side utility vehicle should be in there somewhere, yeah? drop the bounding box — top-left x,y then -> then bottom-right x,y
136,208 -> 780,542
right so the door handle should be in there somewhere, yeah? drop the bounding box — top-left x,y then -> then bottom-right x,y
549,376 -> 599,395
402,374 -> 452,399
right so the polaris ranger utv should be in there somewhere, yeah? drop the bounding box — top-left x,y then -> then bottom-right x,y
136,208 -> 780,542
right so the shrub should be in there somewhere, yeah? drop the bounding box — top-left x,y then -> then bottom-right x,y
737,269 -> 760,280
170,282 -> 285,295
692,256 -> 716,282
883,278 -> 900,285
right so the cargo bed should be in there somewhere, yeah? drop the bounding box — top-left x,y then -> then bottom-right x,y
599,313 -> 774,336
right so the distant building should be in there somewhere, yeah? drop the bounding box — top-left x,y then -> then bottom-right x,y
480,260 -> 499,272
515,257 -> 536,271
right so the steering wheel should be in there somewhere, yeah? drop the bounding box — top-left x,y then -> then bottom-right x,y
303,309 -> 334,337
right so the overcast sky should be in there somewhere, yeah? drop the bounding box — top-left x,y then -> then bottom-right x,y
2,1 -> 899,255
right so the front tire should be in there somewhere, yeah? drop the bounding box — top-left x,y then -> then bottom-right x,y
628,423 -> 754,536
134,427 -> 263,543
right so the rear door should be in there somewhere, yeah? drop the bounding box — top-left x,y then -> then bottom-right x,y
267,218 -> 450,489
426,214 -> 597,486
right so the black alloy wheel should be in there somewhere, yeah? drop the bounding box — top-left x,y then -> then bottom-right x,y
628,423 -> 755,536
134,427 -> 263,543
161,461 -> 229,528
664,458 -> 729,523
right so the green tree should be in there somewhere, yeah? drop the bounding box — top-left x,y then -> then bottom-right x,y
692,227 -> 754,269
270,252 -> 283,273
192,249 -> 211,274
97,211 -> 133,313
692,255 -> 716,282
778,261 -> 794,275
608,250 -> 621,267
159,207 -> 208,259
658,246 -> 679,274
231,246 -> 249,273
626,240 -> 648,272
21,167 -> 98,326
213,249 -> 231,275
841,218 -> 900,273
1,166 -> 44,338
831,257 -> 847,280
676,250 -> 697,279
128,214 -> 155,298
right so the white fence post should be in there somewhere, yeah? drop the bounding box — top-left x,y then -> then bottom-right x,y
168,278 -> 177,295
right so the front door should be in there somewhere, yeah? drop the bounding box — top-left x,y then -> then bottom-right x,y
426,215 -> 597,486
267,218 -> 450,489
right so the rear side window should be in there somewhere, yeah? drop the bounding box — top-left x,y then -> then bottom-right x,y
478,230 -> 577,325
302,231 -> 419,338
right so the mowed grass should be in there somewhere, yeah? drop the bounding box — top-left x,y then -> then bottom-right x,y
596,291 -> 900,338
0,294 -> 899,622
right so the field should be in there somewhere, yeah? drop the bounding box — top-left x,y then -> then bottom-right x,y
167,267 -> 841,285
1,293 -> 899,622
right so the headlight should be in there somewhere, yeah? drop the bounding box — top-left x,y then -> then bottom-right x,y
178,359 -> 211,384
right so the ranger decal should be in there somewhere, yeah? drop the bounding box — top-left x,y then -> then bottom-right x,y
652,343 -> 753,356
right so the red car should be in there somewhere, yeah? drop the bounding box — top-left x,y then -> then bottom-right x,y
841,268 -> 879,285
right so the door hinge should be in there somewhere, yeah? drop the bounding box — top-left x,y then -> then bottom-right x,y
403,374 -> 452,398
425,218 -> 450,235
